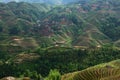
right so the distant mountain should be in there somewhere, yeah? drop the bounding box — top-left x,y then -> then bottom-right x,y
0,0 -> 89,4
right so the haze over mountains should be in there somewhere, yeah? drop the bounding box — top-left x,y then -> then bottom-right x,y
1,0 -> 87,4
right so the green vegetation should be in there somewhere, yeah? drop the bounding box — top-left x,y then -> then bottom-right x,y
0,0 -> 120,80
45,70 -> 61,80
62,59 -> 120,80
0,46 -> 120,79
0,0 -> 120,48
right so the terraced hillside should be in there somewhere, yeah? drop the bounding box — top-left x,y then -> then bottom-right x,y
0,0 -> 120,80
0,0 -> 120,49
62,59 -> 120,80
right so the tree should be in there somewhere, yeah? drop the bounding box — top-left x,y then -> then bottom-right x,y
23,70 -> 43,80
9,26 -> 21,35
0,26 -> 3,32
45,69 -> 61,80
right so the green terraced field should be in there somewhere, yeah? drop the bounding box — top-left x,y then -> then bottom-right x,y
62,60 -> 120,80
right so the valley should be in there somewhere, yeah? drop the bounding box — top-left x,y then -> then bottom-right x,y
0,0 -> 120,80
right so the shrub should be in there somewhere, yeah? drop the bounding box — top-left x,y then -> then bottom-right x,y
45,69 -> 61,80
